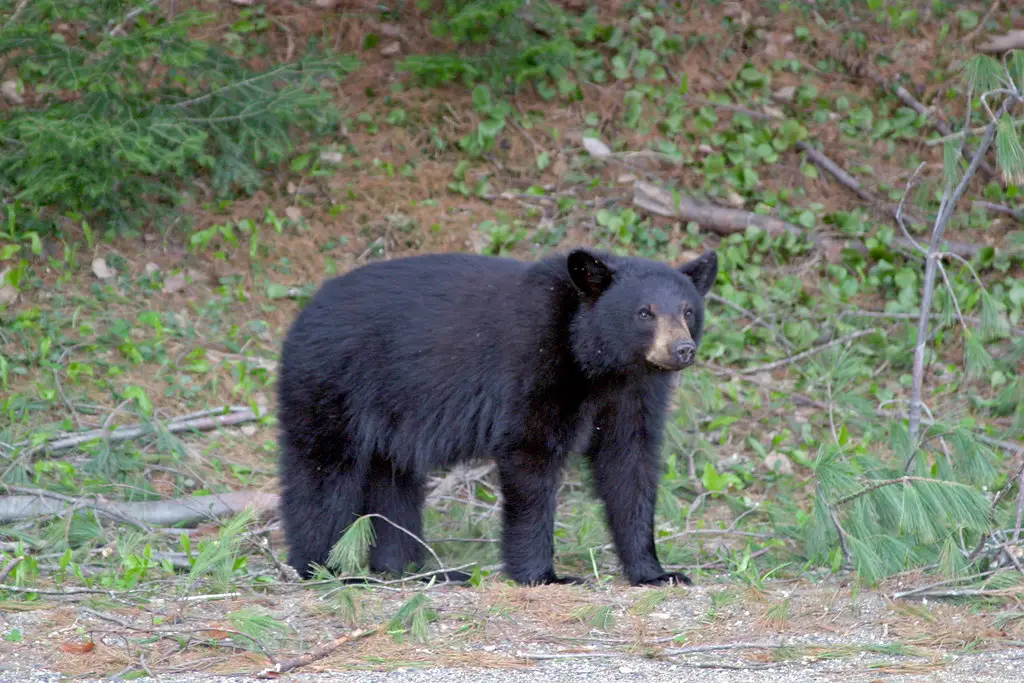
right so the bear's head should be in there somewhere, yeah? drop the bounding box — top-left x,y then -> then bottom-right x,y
567,249 -> 718,377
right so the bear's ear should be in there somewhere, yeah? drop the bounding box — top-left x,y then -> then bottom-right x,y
567,249 -> 614,299
679,251 -> 718,297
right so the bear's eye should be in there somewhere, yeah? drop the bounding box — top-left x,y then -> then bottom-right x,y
638,307 -> 654,320
684,308 -> 695,322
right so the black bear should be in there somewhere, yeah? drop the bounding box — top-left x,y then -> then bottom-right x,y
276,247 -> 717,586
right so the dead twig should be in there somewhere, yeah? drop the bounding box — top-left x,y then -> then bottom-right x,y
663,642 -> 785,655
891,569 -> 1001,600
256,628 -> 375,678
965,0 -> 1002,46
973,200 -> 1024,223
108,0 -> 162,36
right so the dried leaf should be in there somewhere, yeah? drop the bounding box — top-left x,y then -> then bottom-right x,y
285,207 -> 302,222
60,641 -> 95,654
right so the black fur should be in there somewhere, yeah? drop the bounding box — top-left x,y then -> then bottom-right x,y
276,248 -> 717,586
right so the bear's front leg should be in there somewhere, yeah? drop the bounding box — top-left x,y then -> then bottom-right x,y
589,394 -> 692,587
496,452 -> 584,586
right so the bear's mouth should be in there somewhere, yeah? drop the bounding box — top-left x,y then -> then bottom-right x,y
646,357 -> 694,372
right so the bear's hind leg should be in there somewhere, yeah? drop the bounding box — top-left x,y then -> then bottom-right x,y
279,436 -> 368,579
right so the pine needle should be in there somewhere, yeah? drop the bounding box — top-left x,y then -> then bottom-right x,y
327,515 -> 376,575
227,607 -> 293,652
995,114 -> 1024,186
961,54 -> 1004,93
942,139 -> 964,191
980,289 -> 1011,341
963,328 -> 996,379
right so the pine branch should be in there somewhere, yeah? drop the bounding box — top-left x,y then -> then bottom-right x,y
907,94 -> 1019,469
832,476 -> 977,508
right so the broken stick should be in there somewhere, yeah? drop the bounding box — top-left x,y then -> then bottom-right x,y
256,628 -> 376,678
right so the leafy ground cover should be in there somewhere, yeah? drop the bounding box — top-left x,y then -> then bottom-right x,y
1,0 -> 1024,678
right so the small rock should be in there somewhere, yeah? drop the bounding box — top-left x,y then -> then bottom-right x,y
144,262 -> 160,276
582,136 -> 612,159
240,424 -> 257,437
1,80 -> 23,105
764,452 -> 794,475
319,150 -> 344,165
617,173 -> 636,184
773,85 -> 797,103
91,257 -> 115,280
186,268 -> 212,284
618,666 -> 634,674
0,268 -> 17,306
162,273 -> 187,294
286,181 -> 298,194
724,189 -> 745,208
285,206 -> 302,222
379,24 -> 403,38
380,41 -> 402,57
253,392 -> 270,416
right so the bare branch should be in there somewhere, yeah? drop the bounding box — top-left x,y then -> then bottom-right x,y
907,95 -> 1018,469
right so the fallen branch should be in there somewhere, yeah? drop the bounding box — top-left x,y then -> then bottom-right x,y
0,488 -> 279,526
256,628 -> 375,678
977,30 -> 1024,55
633,179 -> 817,243
10,406 -> 259,454
632,180 -> 981,258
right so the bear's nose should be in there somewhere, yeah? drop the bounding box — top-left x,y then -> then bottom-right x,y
673,340 -> 696,368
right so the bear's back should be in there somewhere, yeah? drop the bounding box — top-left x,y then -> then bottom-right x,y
278,252 -> 581,470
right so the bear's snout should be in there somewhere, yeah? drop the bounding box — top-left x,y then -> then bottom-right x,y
673,340 -> 696,368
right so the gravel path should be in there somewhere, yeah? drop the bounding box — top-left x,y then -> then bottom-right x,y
4,651 -> 1024,683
